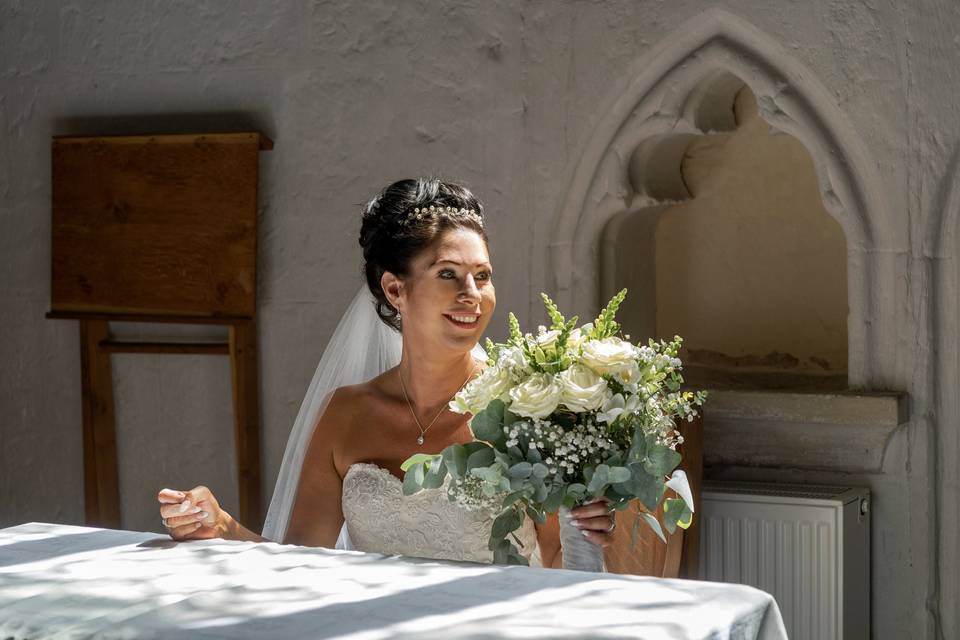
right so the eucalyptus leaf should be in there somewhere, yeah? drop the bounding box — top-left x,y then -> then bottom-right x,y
542,487 -> 565,512
534,483 -> 549,502
509,462 -> 533,479
466,446 -> 496,470
607,466 -> 632,484
402,463 -> 424,496
525,503 -> 547,524
663,498 -> 693,534
442,445 -> 467,479
471,400 -> 507,446
635,510 -> 667,544
526,446 -> 543,464
531,463 -> 550,479
422,458 -> 447,489
644,443 -> 682,476
492,507 -> 525,540
503,490 -> 527,507
614,463 -> 666,512
587,464 -> 610,494
400,453 -> 435,472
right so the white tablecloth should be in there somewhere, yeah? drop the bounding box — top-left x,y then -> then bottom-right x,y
0,522 -> 787,639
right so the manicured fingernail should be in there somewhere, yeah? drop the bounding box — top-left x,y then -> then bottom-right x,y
194,522 -> 201,529
198,511 -> 208,518
570,519 -> 582,528
178,500 -> 191,513
580,530 -> 591,538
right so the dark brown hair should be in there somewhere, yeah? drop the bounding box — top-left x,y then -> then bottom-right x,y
359,177 -> 488,331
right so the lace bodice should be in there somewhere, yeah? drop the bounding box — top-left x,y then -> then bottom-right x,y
341,462 -> 541,566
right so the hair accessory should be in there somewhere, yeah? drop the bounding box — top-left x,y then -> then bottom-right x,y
400,204 -> 483,227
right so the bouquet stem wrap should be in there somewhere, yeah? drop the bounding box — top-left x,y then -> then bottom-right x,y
559,506 -> 606,572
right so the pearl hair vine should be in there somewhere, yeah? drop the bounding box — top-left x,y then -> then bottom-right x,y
400,204 -> 483,227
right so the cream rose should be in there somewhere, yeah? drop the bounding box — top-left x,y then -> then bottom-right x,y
508,372 -> 563,419
535,329 -> 561,349
449,365 -> 512,415
581,337 -> 638,376
558,364 -> 610,413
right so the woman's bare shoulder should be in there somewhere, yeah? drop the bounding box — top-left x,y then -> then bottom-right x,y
321,370 -> 396,429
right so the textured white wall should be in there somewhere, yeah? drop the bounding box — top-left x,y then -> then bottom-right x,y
1,2 -> 958,638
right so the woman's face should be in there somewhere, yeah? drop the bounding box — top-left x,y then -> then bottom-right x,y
384,227 -> 496,355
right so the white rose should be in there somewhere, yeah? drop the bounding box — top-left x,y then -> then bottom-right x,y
536,329 -> 561,349
508,372 -> 563,419
449,366 -> 512,415
581,337 -> 638,376
566,327 -> 585,351
558,364 -> 610,413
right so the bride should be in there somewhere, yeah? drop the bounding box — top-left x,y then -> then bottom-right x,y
157,177 -> 616,567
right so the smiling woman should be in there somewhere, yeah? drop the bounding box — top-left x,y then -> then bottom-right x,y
157,177 -> 616,568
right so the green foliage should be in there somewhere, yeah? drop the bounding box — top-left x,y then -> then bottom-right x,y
663,498 -> 693,534
643,441 -> 682,477
590,288 -> 628,339
508,312 -> 523,346
470,400 -> 507,447
633,510 -> 666,544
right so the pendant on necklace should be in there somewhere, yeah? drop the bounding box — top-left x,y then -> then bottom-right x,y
417,435 -> 424,445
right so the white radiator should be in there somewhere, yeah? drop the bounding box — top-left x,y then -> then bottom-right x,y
698,481 -> 871,640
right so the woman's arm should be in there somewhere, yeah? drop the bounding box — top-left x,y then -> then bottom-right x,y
158,485 -> 267,542
282,387 -> 352,548
159,388 -> 352,546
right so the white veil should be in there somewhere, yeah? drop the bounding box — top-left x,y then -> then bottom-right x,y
261,286 -> 400,544
262,284 -> 486,546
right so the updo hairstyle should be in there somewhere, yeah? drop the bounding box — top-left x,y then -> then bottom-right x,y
359,177 -> 488,331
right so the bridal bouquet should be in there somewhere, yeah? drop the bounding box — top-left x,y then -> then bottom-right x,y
402,290 -> 707,567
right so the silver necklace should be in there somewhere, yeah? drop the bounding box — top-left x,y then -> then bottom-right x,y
398,363 -> 477,446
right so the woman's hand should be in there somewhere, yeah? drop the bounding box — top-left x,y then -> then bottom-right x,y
157,486 -> 231,541
569,496 -> 617,547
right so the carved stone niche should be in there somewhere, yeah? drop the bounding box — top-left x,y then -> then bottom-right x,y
584,70 -> 906,473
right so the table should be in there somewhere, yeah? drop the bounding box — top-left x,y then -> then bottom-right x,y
0,523 -> 787,639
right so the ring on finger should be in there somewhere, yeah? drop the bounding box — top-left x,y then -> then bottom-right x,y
161,518 -> 170,528
606,519 -> 617,533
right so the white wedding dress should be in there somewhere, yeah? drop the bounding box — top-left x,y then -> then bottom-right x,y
337,462 -> 542,566
263,286 -> 541,565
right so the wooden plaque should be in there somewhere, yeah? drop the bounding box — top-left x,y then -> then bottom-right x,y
51,132 -> 271,320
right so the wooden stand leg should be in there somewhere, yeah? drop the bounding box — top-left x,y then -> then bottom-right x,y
678,411 -> 704,579
79,319 -> 120,528
229,320 -> 262,530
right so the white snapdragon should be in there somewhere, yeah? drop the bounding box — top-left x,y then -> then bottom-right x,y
558,364 -> 610,413
508,372 -> 563,419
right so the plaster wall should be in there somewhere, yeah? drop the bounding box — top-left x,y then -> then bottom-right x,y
655,88 -> 848,377
1,2 -> 958,638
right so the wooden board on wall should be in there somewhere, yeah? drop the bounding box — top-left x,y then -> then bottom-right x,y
51,132 -> 271,320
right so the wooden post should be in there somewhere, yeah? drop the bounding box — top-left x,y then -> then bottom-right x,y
79,319 -> 120,528
678,411 -> 704,579
229,320 -> 262,530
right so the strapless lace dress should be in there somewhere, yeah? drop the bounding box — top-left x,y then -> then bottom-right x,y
339,462 -> 541,566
